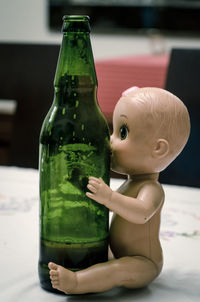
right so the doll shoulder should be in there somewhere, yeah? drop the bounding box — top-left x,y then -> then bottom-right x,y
138,180 -> 165,208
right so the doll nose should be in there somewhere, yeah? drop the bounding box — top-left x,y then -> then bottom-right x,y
110,136 -> 113,156
110,134 -> 113,145
110,134 -> 115,153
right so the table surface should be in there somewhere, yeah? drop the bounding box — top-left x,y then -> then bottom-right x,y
0,166 -> 200,302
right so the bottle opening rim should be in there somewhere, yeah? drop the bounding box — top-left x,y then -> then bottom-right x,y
63,15 -> 90,22
62,15 -> 91,33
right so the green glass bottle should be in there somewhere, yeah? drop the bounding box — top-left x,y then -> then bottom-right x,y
38,15 -> 110,292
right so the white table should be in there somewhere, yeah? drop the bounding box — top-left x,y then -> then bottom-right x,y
0,166 -> 200,302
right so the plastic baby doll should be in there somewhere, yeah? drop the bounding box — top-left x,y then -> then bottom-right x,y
48,87 -> 190,294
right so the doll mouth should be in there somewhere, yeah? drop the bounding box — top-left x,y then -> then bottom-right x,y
110,151 -> 115,167
110,150 -> 115,161
109,147 -> 113,157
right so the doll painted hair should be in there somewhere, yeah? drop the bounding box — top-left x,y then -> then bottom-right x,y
122,87 -> 190,165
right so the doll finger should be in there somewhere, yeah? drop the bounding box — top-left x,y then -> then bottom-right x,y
87,184 -> 97,193
89,176 -> 100,184
89,179 -> 100,189
86,192 -> 95,200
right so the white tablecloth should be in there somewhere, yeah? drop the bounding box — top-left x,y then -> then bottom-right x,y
0,166 -> 200,302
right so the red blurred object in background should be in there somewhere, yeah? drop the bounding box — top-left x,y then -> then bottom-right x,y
96,54 -> 169,123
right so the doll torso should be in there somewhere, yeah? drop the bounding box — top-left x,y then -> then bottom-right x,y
109,178 -> 164,273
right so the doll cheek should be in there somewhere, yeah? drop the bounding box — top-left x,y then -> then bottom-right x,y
112,151 -> 123,168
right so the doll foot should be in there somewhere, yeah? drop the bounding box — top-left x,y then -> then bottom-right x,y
48,262 -> 77,294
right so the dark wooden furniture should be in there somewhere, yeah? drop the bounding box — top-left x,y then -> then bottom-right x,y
0,43 -> 60,168
160,48 -> 200,187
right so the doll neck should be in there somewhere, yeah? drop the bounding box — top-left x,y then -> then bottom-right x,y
128,172 -> 159,182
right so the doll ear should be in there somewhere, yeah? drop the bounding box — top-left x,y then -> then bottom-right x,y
153,139 -> 169,158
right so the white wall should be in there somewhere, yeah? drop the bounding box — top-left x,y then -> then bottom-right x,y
1,0 -> 200,60
0,0 -> 51,41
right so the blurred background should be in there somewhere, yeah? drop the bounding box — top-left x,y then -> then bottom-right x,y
1,0 -> 200,58
0,0 -> 200,186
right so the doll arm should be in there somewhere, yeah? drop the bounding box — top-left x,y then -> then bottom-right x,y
86,177 -> 164,224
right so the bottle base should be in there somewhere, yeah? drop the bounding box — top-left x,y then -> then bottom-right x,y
38,238 -> 108,293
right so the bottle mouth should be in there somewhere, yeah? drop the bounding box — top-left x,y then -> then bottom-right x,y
62,15 -> 91,33
63,15 -> 90,22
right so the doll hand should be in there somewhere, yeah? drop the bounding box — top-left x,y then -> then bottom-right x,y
86,176 -> 112,205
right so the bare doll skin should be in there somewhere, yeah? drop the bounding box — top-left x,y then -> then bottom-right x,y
48,87 -> 190,294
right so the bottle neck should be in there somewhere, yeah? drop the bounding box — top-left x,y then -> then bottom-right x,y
54,18 -> 97,88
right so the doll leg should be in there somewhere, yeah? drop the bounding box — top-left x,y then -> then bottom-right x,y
48,255 -> 159,294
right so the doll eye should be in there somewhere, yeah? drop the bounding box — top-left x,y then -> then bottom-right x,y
119,124 -> 129,140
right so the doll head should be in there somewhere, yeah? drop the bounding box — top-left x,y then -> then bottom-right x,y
111,87 -> 190,176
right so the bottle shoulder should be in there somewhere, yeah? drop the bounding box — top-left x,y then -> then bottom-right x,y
40,103 -> 110,146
